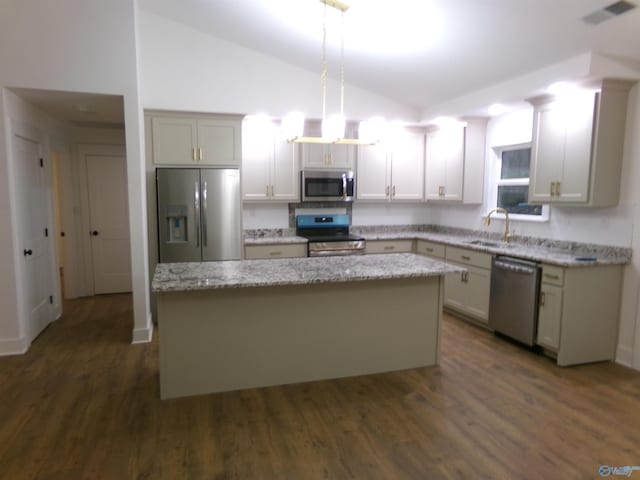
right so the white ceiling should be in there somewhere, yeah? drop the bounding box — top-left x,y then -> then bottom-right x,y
11,88 -> 125,128
138,0 -> 640,111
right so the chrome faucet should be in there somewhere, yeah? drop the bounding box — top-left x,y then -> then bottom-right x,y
485,208 -> 512,243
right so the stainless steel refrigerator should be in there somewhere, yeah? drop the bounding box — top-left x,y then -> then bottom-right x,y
156,168 -> 241,263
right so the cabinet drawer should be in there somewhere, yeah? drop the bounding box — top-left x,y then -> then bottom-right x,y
365,240 -> 414,254
541,265 -> 564,286
445,246 -> 492,269
244,244 -> 307,260
415,240 -> 445,259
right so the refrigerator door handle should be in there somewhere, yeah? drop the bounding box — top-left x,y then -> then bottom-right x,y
194,180 -> 200,247
202,180 -> 208,247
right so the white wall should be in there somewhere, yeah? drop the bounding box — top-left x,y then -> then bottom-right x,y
0,0 -> 152,348
138,11 -> 419,121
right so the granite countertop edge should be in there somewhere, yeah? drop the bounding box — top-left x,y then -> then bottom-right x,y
152,253 -> 463,293
242,230 -> 630,267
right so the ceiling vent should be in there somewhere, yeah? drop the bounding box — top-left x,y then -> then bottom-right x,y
582,0 -> 636,25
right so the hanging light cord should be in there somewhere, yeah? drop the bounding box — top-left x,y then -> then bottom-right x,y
321,1 -> 328,121
340,8 -> 345,117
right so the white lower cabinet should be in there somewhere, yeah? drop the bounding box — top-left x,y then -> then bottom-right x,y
443,247 -> 492,323
536,283 -> 563,350
535,263 -> 622,366
244,244 -> 307,260
415,240 -> 445,259
365,239 -> 414,254
444,264 -> 491,323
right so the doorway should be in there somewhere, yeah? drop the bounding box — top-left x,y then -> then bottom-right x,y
13,133 -> 56,342
78,145 -> 132,295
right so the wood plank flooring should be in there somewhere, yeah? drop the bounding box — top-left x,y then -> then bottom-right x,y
1,293 -> 639,479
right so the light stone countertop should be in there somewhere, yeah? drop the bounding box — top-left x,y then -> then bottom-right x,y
152,253 -> 464,293
242,228 -> 631,268
357,231 -> 630,267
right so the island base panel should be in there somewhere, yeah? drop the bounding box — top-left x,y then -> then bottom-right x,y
158,277 -> 442,399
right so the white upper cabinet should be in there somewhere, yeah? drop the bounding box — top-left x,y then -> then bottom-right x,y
356,128 -> 425,202
300,121 -> 355,170
425,126 -> 464,202
242,119 -> 298,202
151,114 -> 242,166
424,118 -> 486,204
528,79 -> 634,207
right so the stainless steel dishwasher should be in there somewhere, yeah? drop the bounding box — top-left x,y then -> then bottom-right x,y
488,256 -> 541,346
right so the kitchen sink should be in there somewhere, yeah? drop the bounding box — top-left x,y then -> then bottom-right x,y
465,239 -> 512,248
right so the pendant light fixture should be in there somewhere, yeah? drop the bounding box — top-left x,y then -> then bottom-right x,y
284,0 -> 379,145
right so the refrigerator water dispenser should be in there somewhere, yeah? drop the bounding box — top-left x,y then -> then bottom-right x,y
165,206 -> 188,243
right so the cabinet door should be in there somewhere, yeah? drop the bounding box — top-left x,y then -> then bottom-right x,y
241,123 -> 272,201
328,143 -> 355,169
356,144 -> 389,200
442,127 -> 464,202
391,131 -> 424,201
537,283 -> 563,350
197,118 -> 241,166
529,105 -> 563,203
271,129 -> 299,201
424,129 -> 445,200
425,127 -> 463,201
444,263 -> 491,323
301,143 -> 326,168
444,270 -> 466,312
152,117 -> 198,165
557,91 -> 596,203
464,264 -> 491,323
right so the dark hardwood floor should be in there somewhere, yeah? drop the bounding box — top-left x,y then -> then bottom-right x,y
1,293 -> 639,479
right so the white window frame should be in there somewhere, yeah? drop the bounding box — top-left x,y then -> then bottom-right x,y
486,143 -> 549,223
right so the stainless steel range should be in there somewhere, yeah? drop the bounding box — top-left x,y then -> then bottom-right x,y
296,214 -> 365,257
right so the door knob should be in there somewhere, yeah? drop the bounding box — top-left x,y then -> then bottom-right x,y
91,230 -> 99,236
23,249 -> 33,256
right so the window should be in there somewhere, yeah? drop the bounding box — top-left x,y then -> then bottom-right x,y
491,144 -> 549,221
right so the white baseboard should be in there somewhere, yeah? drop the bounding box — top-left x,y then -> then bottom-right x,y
615,344 -> 634,368
0,336 -> 29,356
131,312 -> 154,344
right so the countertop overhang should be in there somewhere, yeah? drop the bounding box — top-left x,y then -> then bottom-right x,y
152,253 -> 464,293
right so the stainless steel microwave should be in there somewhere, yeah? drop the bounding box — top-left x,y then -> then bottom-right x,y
301,170 -> 355,202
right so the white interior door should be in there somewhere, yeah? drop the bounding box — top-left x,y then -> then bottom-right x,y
14,135 -> 53,341
86,153 -> 132,294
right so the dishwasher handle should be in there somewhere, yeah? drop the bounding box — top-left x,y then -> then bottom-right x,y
493,259 -> 538,275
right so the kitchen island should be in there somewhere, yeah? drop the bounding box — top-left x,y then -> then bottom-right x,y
152,253 -> 464,399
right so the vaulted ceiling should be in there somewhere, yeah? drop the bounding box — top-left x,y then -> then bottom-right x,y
138,0 -> 640,111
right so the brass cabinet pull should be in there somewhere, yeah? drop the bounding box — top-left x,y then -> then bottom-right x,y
461,255 -> 471,261
544,273 -> 559,280
540,292 -> 546,306
192,148 -> 197,161
384,245 -> 395,251
556,181 -> 561,196
426,248 -> 434,252
269,251 -> 282,256
550,182 -> 555,196
198,147 -> 203,161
